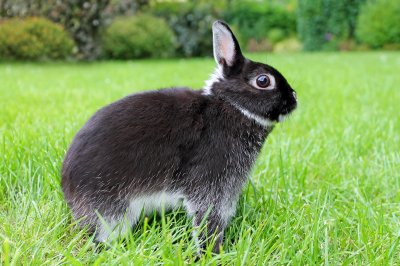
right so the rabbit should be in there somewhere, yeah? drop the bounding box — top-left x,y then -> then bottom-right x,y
61,20 -> 297,253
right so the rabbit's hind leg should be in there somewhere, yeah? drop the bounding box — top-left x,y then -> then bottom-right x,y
94,200 -> 140,243
94,192 -> 184,243
94,215 -> 132,243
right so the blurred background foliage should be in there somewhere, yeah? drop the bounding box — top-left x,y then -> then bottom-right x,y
0,0 -> 399,61
0,17 -> 74,60
297,0 -> 366,51
102,14 -> 176,59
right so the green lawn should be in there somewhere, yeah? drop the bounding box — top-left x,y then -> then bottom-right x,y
1,52 -> 400,265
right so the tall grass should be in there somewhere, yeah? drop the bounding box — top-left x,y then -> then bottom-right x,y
1,52 -> 399,265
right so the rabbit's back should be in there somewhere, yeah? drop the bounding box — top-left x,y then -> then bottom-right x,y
61,88 -> 207,213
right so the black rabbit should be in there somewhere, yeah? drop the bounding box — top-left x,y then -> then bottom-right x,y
62,21 -> 297,253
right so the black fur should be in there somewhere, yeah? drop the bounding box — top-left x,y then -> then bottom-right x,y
62,20 -> 297,253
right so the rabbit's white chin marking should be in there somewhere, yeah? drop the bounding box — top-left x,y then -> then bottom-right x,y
202,65 -> 224,96
278,114 -> 287,122
230,102 -> 275,128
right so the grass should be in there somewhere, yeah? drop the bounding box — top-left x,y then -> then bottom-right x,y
1,52 -> 399,265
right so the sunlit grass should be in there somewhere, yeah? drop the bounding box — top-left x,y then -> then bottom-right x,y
1,52 -> 400,265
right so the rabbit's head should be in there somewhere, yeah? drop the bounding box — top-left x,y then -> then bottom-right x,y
203,21 -> 297,125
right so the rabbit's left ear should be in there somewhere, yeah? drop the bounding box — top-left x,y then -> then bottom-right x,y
212,21 -> 244,68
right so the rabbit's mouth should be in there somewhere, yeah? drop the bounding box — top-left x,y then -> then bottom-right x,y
278,114 -> 290,122
277,102 -> 297,122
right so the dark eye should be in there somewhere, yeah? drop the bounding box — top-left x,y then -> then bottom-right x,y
256,75 -> 270,88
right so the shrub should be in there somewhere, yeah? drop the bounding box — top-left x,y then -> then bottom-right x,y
0,0 -> 110,60
0,17 -> 74,60
152,2 -> 217,57
356,0 -> 400,48
48,0 -> 110,60
102,14 -> 176,59
246,39 -> 273,53
267,28 -> 286,45
297,0 -> 365,51
223,3 -> 296,48
273,37 -> 302,53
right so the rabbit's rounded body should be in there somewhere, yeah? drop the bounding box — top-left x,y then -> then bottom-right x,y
62,88 -> 268,242
62,21 -> 297,253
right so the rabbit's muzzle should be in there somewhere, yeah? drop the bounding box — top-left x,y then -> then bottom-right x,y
278,89 -> 297,121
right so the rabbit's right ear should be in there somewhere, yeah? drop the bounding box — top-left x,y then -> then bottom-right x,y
212,21 -> 244,70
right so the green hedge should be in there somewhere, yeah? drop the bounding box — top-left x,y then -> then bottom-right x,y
223,3 -> 296,46
152,2 -> 217,57
0,0 -> 109,60
0,17 -> 74,60
297,0 -> 365,51
356,0 -> 400,48
152,1 -> 296,55
102,14 -> 176,59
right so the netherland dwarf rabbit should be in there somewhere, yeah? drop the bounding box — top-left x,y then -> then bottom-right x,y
62,20 -> 297,253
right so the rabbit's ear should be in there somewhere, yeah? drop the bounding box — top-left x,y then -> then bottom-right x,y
212,21 -> 244,68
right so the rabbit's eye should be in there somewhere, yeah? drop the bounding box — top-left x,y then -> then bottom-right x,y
256,75 -> 270,88
250,74 -> 275,90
